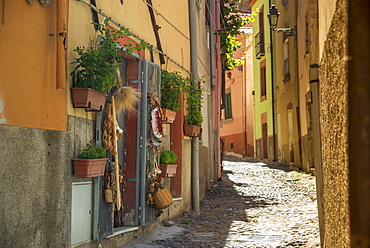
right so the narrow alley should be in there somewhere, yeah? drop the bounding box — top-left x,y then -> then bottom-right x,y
122,155 -> 320,248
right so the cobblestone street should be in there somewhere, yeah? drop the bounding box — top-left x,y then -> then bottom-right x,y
124,156 -> 320,248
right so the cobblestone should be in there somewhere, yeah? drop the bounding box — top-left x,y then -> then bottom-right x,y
135,157 -> 320,247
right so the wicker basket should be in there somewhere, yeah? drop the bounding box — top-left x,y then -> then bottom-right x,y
153,187 -> 173,210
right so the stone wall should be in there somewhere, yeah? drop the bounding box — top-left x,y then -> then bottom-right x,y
319,0 -> 350,246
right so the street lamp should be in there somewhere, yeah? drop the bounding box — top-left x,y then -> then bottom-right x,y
267,5 -> 295,36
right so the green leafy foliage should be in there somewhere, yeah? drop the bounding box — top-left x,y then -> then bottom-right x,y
184,77 -> 205,126
160,150 -> 178,164
160,70 -> 186,112
71,19 -> 150,94
78,140 -> 106,159
220,0 -> 255,69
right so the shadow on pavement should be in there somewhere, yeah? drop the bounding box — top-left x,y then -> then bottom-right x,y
148,160 -> 276,248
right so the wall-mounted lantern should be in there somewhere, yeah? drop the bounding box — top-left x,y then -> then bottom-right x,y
267,5 -> 295,36
26,0 -> 52,6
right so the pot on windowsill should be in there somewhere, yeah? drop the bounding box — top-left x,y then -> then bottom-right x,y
161,108 -> 177,124
72,140 -> 107,178
160,70 -> 184,123
70,87 -> 107,111
183,124 -> 201,137
160,164 -> 178,178
72,158 -> 107,178
159,150 -> 178,178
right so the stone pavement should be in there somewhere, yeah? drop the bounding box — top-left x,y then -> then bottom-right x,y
122,157 -> 320,248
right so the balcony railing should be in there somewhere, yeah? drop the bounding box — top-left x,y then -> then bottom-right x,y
255,32 -> 265,59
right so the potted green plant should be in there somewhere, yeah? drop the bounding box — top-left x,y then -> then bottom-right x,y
70,19 -> 146,111
71,140 -> 107,178
160,70 -> 185,124
159,150 -> 178,178
183,77 -> 205,136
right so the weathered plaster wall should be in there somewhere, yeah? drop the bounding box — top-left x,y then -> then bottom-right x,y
199,141 -> 216,200
300,134 -> 314,173
222,133 -> 246,156
0,115 -> 100,247
181,139 -> 193,211
0,124 -> 72,247
319,0 -> 350,246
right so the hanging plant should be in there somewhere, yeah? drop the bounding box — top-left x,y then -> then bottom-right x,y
220,0 -> 255,69
71,19 -> 149,94
184,77 -> 206,126
160,70 -> 186,112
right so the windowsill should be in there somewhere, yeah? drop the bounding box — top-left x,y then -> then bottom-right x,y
71,240 -> 91,248
223,118 -> 234,124
75,199 -> 184,244
107,226 -> 139,238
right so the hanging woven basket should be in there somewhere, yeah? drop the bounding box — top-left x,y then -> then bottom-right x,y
153,187 -> 173,210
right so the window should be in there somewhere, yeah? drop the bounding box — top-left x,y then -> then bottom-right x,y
205,0 -> 210,26
283,35 -> 290,81
255,6 -> 265,59
224,93 -> 233,119
260,63 -> 267,100
305,15 -> 309,54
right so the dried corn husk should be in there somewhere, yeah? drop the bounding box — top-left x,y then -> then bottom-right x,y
113,86 -> 139,116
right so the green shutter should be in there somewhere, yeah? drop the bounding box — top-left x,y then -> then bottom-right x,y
225,93 -> 232,119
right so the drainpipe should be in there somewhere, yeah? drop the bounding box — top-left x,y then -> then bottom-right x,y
209,1 -> 216,92
269,0 -> 277,161
189,0 -> 200,212
209,0 -> 220,180
57,0 -> 68,89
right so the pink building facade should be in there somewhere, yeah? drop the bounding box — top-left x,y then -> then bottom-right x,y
220,29 -> 254,158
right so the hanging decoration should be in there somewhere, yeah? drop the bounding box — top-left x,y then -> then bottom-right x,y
102,100 -> 122,210
104,163 -> 115,203
102,109 -> 117,155
146,148 -> 162,180
146,92 -> 170,214
151,107 -> 163,138
148,92 -> 164,138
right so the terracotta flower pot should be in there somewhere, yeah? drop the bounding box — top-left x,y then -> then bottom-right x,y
71,158 -> 107,178
160,164 -> 178,178
70,88 -> 107,111
162,108 -> 177,124
183,124 -> 201,137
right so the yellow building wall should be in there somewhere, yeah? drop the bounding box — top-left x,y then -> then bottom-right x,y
67,0 -> 191,119
297,0 -> 309,137
0,1 -> 67,131
273,0 -> 301,165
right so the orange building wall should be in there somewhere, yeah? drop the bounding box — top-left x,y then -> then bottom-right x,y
220,33 -> 254,157
0,1 -> 67,131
